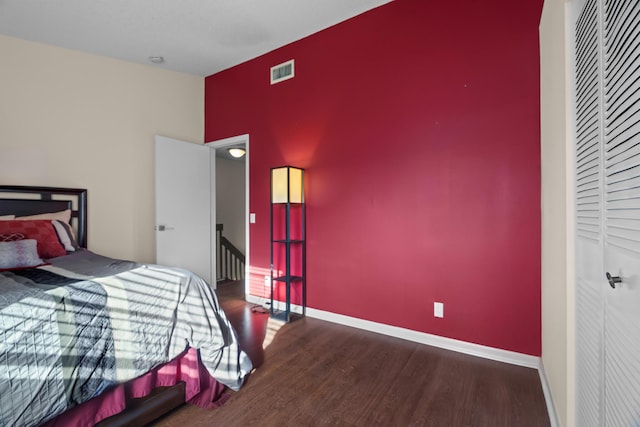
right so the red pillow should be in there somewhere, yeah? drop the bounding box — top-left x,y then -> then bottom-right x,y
0,233 -> 25,242
0,220 -> 66,259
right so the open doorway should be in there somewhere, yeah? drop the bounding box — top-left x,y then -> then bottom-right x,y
206,134 -> 249,299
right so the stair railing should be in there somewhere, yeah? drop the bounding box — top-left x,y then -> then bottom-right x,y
216,224 -> 245,281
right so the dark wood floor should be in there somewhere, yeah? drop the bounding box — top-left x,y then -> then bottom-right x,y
153,281 -> 550,427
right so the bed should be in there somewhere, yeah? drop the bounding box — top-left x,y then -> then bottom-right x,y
0,185 -> 252,426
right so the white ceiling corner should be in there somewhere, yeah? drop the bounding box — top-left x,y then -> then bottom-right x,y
0,0 -> 392,76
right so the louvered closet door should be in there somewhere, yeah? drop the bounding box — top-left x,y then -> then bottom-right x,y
575,0 -> 640,425
602,0 -> 640,424
574,0 -> 605,425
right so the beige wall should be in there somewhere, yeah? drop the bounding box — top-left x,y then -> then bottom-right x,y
540,0 -> 575,426
0,35 -> 203,263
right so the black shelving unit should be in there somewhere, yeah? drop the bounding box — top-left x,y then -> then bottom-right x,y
270,166 -> 306,322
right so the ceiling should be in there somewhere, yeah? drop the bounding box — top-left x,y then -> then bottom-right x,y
0,0 -> 391,77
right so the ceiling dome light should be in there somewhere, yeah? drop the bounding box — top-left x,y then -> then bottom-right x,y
228,148 -> 246,158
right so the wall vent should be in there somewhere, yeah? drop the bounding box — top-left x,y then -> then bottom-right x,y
270,59 -> 294,84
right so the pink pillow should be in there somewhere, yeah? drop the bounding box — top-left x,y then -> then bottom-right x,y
0,220 -> 66,259
17,209 -> 71,223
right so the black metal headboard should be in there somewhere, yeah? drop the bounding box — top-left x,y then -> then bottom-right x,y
0,186 -> 88,248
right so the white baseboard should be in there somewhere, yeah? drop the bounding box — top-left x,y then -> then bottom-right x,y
537,361 -> 560,427
244,297 -> 556,423
305,307 -> 539,368
245,294 -> 303,314
246,294 -> 265,307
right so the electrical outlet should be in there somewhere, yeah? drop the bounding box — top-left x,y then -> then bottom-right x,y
264,275 -> 271,287
434,302 -> 444,318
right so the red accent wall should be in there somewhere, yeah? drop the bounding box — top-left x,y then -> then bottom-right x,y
205,0 -> 543,356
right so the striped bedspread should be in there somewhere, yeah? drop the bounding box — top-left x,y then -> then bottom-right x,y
0,250 -> 252,427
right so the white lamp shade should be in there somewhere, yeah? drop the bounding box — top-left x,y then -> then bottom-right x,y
271,166 -> 304,203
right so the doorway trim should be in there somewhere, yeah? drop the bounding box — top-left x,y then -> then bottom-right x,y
205,134 -> 250,299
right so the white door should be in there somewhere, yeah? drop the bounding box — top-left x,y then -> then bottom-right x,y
573,1 -> 605,424
155,135 -> 215,286
601,0 -> 640,422
574,0 -> 640,425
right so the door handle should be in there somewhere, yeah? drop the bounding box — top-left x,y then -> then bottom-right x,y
606,272 -> 622,289
155,225 -> 175,231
